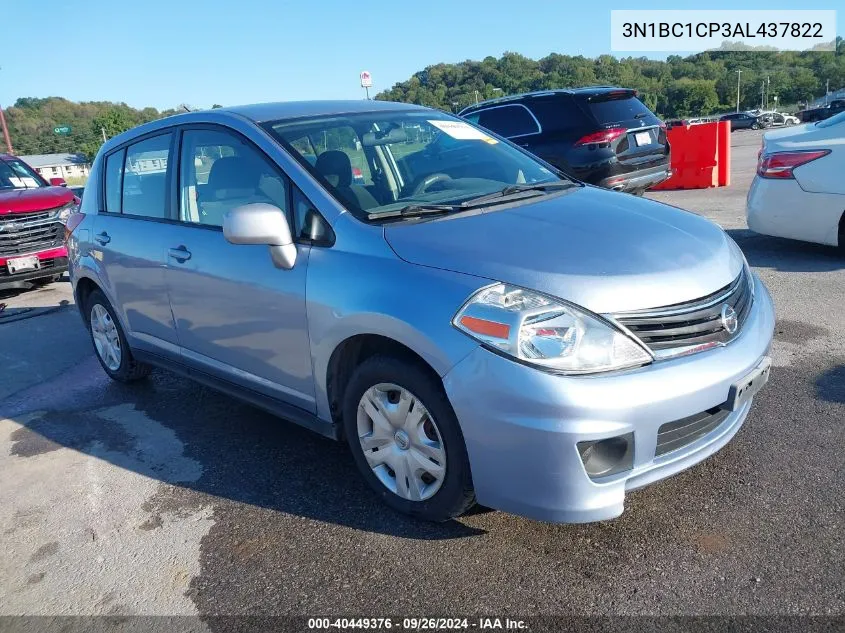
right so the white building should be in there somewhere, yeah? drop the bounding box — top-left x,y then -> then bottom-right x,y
19,153 -> 91,181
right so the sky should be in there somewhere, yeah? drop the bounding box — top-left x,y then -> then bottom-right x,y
1,0 -> 841,111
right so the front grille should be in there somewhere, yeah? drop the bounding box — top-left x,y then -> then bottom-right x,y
613,269 -> 753,356
0,215 -> 64,257
656,406 -> 731,456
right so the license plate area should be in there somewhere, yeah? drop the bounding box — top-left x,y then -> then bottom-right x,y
634,131 -> 652,146
7,255 -> 40,274
726,357 -> 772,411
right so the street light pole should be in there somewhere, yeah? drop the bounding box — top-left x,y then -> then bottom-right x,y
736,69 -> 742,112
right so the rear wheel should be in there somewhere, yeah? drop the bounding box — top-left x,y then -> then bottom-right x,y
342,355 -> 475,522
86,289 -> 152,382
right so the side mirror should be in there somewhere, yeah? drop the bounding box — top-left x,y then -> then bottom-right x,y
50,177 -> 67,187
223,203 -> 296,270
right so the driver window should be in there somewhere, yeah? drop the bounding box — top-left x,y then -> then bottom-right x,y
178,128 -> 289,227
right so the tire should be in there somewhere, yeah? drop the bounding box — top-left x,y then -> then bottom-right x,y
342,355 -> 475,522
751,122 -> 760,130
85,289 -> 152,382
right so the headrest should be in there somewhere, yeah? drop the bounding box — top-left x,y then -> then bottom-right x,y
315,150 -> 352,188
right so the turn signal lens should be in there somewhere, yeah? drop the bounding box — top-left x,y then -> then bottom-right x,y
757,150 -> 830,179
458,316 -> 510,340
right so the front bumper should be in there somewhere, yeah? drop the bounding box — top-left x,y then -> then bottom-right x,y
0,247 -> 68,288
443,274 -> 775,523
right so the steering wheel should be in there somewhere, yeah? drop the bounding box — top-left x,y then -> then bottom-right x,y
412,173 -> 452,196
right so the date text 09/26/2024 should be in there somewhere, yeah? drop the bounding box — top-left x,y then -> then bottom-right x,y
308,618 -> 527,630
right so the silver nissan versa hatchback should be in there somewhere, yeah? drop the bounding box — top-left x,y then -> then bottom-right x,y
67,101 -> 775,523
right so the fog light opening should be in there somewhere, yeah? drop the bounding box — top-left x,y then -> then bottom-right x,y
578,433 -> 634,479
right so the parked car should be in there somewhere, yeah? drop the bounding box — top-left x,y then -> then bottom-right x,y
0,154 -> 78,289
797,100 -> 845,123
719,112 -> 765,131
459,87 -> 670,195
67,101 -> 774,524
757,111 -> 800,127
747,111 -> 845,249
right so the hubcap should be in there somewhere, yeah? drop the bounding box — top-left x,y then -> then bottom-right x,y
90,303 -> 121,371
356,383 -> 447,502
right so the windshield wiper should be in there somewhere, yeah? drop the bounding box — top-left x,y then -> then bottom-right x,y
458,181 -> 577,208
367,203 -> 460,220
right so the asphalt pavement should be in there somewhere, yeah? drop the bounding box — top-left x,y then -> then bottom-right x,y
1,129 -> 843,623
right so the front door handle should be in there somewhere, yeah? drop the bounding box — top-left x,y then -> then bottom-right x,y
168,245 -> 192,263
94,231 -> 111,245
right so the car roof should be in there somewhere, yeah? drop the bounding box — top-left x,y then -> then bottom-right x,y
460,86 -> 631,114
99,100 -> 436,156
220,99 -> 428,122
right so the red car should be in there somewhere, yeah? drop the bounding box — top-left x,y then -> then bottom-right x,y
0,154 -> 79,289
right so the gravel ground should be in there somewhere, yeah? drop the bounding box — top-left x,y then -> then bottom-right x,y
0,129 -> 842,625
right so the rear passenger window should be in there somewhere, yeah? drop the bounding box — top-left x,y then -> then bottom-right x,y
122,134 -> 172,219
475,105 -> 540,138
104,149 -> 126,213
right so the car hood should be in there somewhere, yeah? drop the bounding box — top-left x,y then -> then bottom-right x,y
0,186 -> 74,215
383,186 -> 743,314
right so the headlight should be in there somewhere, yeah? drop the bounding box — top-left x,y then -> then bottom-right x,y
453,284 -> 652,374
55,201 -> 79,225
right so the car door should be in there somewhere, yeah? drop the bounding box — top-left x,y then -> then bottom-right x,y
164,125 -> 315,412
94,132 -> 182,361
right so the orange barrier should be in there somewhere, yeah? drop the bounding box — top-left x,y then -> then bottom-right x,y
650,121 -> 731,191
717,120 -> 731,187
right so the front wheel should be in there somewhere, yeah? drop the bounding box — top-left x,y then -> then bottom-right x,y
86,289 -> 152,382
751,122 -> 760,130
342,355 -> 475,521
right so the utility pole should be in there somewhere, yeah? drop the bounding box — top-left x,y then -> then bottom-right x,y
101,127 -> 107,142
761,81 -> 765,109
826,79 -> 830,104
0,104 -> 12,154
736,70 -> 742,112
766,76 -> 770,110
474,90 -> 480,104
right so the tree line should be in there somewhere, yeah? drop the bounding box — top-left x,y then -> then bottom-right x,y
3,42 -> 842,161
376,40 -> 845,117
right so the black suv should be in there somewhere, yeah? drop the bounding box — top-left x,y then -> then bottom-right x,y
459,87 -> 670,195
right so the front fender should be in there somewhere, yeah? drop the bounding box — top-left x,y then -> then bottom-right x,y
306,217 -> 486,423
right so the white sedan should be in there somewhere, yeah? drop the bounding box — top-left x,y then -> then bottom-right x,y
746,112 -> 845,249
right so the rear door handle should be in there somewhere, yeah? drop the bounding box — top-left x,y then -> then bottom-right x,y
94,231 -> 111,245
168,245 -> 192,263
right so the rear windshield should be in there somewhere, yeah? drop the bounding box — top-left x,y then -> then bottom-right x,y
584,95 -> 656,124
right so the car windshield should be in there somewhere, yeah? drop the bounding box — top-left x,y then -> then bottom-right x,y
0,158 -> 45,191
263,110 -> 570,220
816,111 -> 845,128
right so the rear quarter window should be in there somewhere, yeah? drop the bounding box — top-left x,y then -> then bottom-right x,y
471,104 -> 540,138
104,149 -> 126,213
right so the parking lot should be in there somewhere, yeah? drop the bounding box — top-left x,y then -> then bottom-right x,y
1,129 -> 843,620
